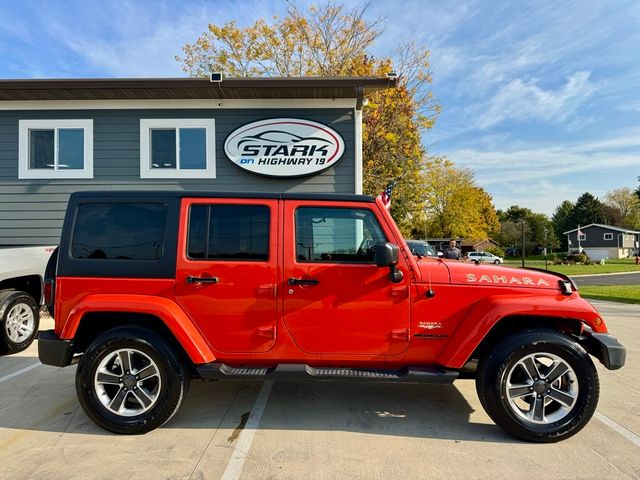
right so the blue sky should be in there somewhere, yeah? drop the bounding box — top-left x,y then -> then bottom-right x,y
1,0 -> 638,215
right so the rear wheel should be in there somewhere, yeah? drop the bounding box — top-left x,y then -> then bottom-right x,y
0,290 -> 40,355
76,327 -> 189,434
476,329 -> 599,442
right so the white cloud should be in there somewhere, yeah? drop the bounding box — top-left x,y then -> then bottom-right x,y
476,71 -> 595,129
445,132 -> 640,213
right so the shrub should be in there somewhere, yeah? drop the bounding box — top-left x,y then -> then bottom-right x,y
566,253 -> 590,264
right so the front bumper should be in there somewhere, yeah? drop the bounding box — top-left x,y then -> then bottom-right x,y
38,329 -> 74,367
581,332 -> 626,370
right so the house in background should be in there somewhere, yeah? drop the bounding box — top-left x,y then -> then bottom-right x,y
460,238 -> 501,255
563,224 -> 640,260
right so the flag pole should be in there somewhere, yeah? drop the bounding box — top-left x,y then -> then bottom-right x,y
577,224 -> 581,253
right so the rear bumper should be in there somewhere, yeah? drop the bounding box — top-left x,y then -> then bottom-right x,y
38,329 -> 73,367
582,332 -> 626,370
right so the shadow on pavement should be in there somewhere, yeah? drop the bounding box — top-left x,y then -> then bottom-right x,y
169,379 -> 515,444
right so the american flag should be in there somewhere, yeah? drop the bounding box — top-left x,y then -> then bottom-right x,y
377,178 -> 400,210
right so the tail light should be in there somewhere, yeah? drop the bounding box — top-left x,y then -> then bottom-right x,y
44,279 -> 54,307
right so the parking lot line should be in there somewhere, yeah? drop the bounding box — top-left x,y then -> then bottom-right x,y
0,362 -> 41,384
595,411 -> 640,448
220,381 -> 274,480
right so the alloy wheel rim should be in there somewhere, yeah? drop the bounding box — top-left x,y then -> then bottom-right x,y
94,348 -> 162,417
505,352 -> 579,425
5,303 -> 35,343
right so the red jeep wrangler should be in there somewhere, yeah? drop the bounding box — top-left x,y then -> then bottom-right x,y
39,191 -> 625,441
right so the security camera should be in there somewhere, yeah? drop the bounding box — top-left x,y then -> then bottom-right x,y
209,72 -> 223,83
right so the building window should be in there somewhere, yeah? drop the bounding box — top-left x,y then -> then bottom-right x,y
18,119 -> 93,179
604,233 -> 613,240
140,119 -> 215,179
578,233 -> 586,241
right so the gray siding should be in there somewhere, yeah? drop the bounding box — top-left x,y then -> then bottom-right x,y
0,108 -> 355,245
567,226 -> 637,248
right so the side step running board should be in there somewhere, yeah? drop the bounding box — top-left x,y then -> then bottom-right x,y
196,363 -> 458,384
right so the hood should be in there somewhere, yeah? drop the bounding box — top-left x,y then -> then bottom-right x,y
420,259 -> 565,290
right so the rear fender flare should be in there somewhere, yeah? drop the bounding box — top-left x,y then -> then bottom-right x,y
437,294 -> 606,369
61,294 -> 215,364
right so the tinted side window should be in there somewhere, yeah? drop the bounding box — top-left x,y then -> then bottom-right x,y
295,207 -> 386,263
72,203 -> 166,260
187,205 -> 270,261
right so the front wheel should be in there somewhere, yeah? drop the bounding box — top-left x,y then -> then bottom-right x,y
476,329 -> 599,442
76,327 -> 189,434
494,259 -> 501,264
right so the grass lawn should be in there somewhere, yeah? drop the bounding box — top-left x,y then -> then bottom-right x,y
578,285 -> 640,304
503,259 -> 640,275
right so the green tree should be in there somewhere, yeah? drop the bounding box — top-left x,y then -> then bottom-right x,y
570,192 -> 608,227
604,187 -> 640,229
502,205 -> 534,223
552,200 -> 574,250
177,1 -> 440,230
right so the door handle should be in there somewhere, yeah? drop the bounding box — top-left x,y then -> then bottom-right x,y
186,276 -> 219,284
288,278 -> 319,286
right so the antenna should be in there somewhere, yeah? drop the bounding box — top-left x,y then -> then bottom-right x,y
426,261 -> 435,298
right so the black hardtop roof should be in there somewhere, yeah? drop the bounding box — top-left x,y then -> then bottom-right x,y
70,190 -> 375,203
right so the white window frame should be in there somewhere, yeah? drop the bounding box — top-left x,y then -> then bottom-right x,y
140,118 -> 215,179
604,233 -> 613,240
18,119 -> 93,179
578,233 -> 586,241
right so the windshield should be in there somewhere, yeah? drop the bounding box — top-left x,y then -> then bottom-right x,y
407,241 -> 436,257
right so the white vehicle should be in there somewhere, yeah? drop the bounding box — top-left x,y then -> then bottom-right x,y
0,246 -> 55,354
465,251 -> 504,265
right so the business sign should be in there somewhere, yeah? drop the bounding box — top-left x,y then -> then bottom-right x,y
224,118 -> 345,177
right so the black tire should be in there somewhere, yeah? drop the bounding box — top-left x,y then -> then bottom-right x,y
476,329 -> 599,442
494,259 -> 500,264
76,327 -> 190,434
473,260 -> 480,265
0,290 -> 40,355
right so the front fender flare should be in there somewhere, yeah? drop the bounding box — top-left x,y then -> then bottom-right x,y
60,294 -> 216,364
437,293 -> 606,369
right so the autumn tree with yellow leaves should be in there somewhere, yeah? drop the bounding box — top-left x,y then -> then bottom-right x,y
418,158 -> 500,240
178,1 -> 498,239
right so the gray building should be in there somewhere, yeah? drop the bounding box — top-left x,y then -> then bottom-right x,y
563,224 -> 640,260
0,76 -> 396,246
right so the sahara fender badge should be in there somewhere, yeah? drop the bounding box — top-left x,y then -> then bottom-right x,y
224,118 -> 345,177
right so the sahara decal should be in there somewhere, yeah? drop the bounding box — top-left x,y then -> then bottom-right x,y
465,273 -> 551,287
224,118 -> 345,177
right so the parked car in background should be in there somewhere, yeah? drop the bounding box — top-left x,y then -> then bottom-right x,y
0,246 -> 55,354
406,240 -> 437,257
465,251 -> 503,264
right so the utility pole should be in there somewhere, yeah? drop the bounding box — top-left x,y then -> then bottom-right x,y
521,220 -> 526,268
544,227 -> 548,270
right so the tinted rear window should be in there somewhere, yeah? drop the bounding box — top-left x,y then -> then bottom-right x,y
72,203 -> 166,260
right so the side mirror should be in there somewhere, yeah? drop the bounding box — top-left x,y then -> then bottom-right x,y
374,242 -> 403,283
374,242 -> 399,267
